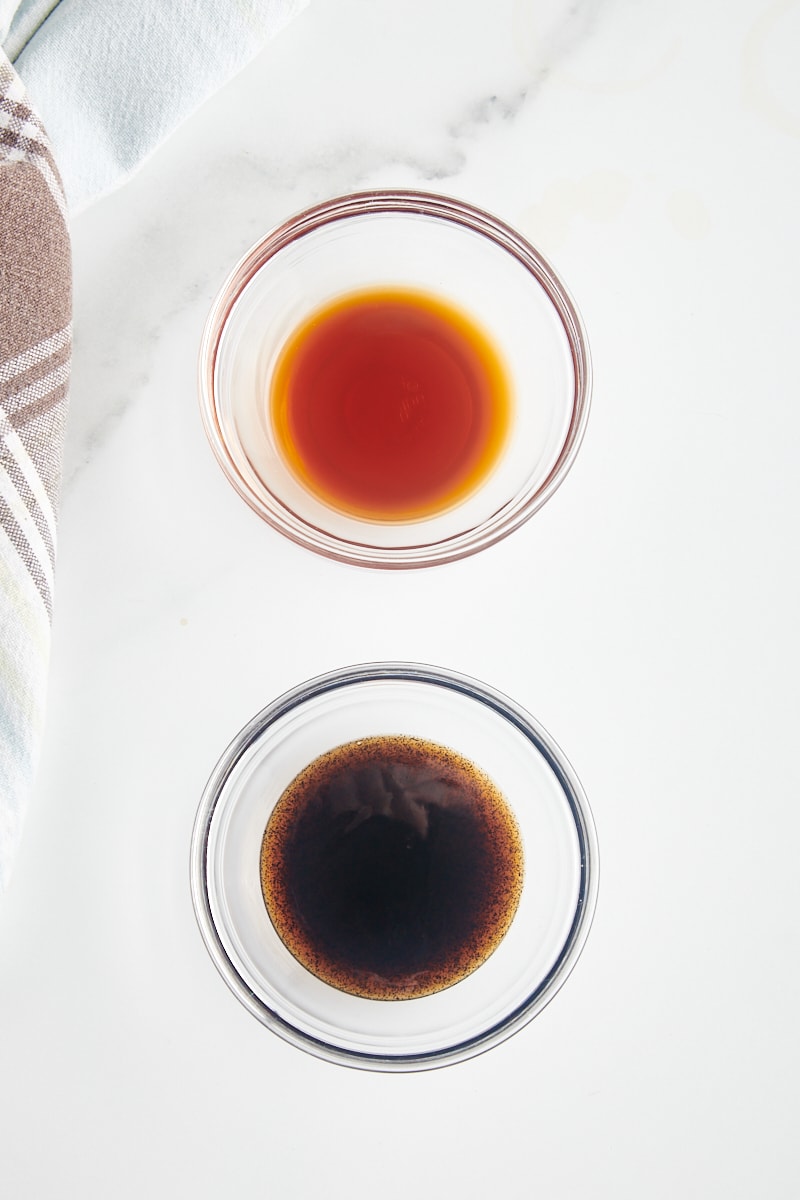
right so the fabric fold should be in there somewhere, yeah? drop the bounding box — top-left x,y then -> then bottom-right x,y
8,0 -> 309,211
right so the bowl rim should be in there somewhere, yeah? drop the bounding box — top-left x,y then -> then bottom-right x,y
198,189 -> 592,568
189,661 -> 599,1071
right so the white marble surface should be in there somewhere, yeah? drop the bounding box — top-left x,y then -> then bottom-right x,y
2,0 -> 800,1193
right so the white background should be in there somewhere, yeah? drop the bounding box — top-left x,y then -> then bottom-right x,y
2,0 -> 799,1195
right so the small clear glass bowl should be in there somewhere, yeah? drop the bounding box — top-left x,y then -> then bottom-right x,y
190,663 -> 599,1071
199,191 -> 591,568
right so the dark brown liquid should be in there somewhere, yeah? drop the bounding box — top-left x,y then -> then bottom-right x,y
269,288 -> 512,521
260,736 -> 523,1000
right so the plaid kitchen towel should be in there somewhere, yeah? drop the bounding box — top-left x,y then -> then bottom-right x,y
0,0 -> 307,894
0,49 -> 70,891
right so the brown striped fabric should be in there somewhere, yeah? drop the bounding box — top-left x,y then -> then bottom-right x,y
1,2 -> 308,893
0,49 -> 71,889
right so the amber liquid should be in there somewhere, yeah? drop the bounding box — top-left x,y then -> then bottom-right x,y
260,736 -> 523,1000
269,288 -> 512,521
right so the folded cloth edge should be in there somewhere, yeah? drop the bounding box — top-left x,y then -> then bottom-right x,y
10,0 -> 310,212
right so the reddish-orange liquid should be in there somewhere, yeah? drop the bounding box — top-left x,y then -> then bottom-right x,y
269,288 -> 512,521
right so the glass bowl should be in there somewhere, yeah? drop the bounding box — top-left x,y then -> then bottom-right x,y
199,191 -> 591,568
190,663 -> 599,1071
